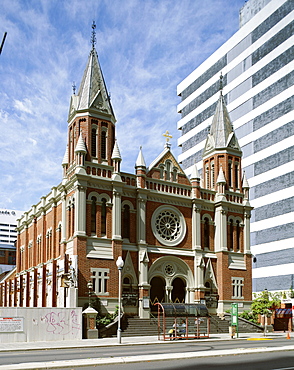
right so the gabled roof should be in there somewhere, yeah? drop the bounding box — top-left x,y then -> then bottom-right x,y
68,48 -> 115,122
203,92 -> 241,159
147,145 -> 186,177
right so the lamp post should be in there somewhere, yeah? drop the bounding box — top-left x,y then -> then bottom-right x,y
87,280 -> 93,308
116,256 -> 124,344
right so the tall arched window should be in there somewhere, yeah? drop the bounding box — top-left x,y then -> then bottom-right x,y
91,128 -> 97,157
91,196 -> 97,235
211,162 -> 215,189
235,163 -> 239,189
101,198 -> 107,236
205,165 -> 210,189
228,162 -> 232,187
204,217 -> 210,249
236,220 -> 240,251
166,161 -> 171,181
101,131 -> 107,160
229,219 -> 234,251
122,204 -> 130,239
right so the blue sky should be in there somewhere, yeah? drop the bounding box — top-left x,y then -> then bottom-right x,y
0,0 -> 245,212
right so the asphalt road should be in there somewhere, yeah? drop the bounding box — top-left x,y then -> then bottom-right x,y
55,351 -> 294,370
0,337 -> 293,368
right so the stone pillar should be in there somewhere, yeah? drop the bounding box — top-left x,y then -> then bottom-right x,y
137,194 -> 147,244
61,191 -> 67,244
243,210 -> 251,254
214,206 -> 227,252
112,189 -> 122,240
138,247 -> 150,318
75,183 -> 87,236
82,306 -> 98,339
192,203 -> 201,250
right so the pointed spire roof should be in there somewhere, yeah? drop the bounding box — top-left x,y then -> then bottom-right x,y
242,171 -> 250,188
75,134 -> 87,154
62,145 -> 69,166
135,146 -> 146,168
68,40 -> 115,123
216,166 -> 226,184
202,89 -> 241,159
111,139 -> 122,161
190,162 -> 200,181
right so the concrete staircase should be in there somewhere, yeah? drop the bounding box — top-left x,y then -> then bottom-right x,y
120,315 -> 263,337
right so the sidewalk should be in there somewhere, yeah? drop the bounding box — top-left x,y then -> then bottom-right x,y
0,332 -> 293,370
0,331 -> 288,352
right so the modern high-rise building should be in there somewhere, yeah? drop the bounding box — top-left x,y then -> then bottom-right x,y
177,0 -> 293,293
0,209 -> 23,274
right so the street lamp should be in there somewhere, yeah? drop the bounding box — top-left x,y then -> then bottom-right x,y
116,256 -> 124,344
87,280 -> 93,308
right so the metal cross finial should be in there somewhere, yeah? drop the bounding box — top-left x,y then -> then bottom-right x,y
72,81 -> 76,95
91,21 -> 96,49
163,130 -> 172,142
219,72 -> 223,93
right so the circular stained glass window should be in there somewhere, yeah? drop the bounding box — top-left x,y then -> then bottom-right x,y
151,205 -> 186,247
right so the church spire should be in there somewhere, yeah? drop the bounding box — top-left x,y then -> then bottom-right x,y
202,77 -> 241,160
68,23 -> 115,123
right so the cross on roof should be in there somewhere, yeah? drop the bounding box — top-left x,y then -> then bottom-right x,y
163,130 -> 172,142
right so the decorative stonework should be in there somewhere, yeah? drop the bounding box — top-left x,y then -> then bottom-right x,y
151,205 -> 186,246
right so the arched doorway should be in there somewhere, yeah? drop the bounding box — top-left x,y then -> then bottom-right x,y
150,276 -> 165,311
171,277 -> 186,303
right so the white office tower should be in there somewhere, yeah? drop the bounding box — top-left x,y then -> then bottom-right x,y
177,0 -> 293,293
0,209 -> 23,274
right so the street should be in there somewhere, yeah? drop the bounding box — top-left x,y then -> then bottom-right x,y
1,337 -> 294,369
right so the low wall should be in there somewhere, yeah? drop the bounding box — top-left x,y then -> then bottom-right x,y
0,307 -> 82,343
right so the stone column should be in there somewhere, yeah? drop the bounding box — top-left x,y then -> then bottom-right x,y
74,183 -> 87,236
192,203 -> 201,250
214,207 -> 227,252
82,307 -> 98,339
61,192 -> 67,244
243,210 -> 251,254
112,189 -> 122,240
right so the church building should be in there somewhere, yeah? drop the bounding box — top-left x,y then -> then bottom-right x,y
0,32 -> 253,317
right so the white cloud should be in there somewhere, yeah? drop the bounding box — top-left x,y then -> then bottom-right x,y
0,0 -> 245,210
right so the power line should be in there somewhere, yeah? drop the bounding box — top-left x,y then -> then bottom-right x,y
0,32 -> 7,55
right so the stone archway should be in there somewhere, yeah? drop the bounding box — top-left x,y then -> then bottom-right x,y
171,277 -> 186,303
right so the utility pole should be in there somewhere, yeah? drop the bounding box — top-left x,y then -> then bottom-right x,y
0,32 -> 7,55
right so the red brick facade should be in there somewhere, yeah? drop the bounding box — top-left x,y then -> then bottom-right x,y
0,46 -> 253,316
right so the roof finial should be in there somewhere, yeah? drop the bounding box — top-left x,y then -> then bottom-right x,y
163,130 -> 172,148
219,72 -> 223,94
72,81 -> 76,95
91,21 -> 96,49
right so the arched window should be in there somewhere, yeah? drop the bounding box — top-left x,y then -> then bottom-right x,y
204,217 -> 210,249
228,162 -> 232,187
101,198 -> 107,236
236,220 -> 240,251
122,204 -> 130,239
205,165 -> 210,189
229,219 -> 234,251
166,161 -> 171,181
235,163 -> 239,189
211,162 -> 215,189
91,196 -> 97,234
101,131 -> 107,160
91,128 -> 97,157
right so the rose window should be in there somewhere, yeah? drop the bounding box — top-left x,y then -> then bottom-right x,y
155,211 -> 181,242
151,206 -> 186,247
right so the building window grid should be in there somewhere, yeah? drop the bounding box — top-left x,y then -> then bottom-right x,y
232,277 -> 244,299
91,268 -> 109,295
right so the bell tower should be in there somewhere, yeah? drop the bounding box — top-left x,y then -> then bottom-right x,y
65,22 -> 116,171
202,75 -> 242,192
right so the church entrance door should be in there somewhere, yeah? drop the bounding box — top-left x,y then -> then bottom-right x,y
171,277 -> 186,303
150,276 -> 165,311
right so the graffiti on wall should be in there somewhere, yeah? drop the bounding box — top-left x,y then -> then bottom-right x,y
41,310 -> 81,335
